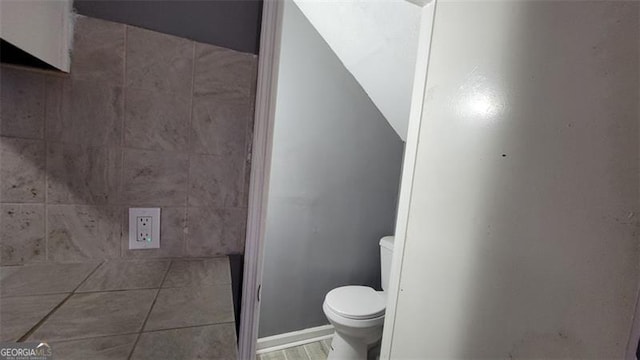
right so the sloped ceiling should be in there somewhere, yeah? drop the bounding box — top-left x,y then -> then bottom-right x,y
293,0 -> 422,141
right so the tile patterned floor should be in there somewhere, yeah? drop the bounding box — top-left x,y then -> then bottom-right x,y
258,339 -> 383,360
258,339 -> 332,360
0,257 -> 237,359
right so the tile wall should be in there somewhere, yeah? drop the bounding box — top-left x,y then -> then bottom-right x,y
0,16 -> 257,265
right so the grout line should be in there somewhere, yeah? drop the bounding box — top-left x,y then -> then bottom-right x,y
45,331 -> 140,344
120,24 -> 128,260
159,260 -> 174,289
70,286 -> 166,295
31,322 -> 237,347
302,343 -> 315,360
184,41 -> 197,257
137,321 -> 236,335
16,261 -> 103,342
155,281 -> 232,290
17,292 -> 74,342
126,259 -> 173,360
0,291 -> 71,299
71,261 -> 104,293
42,75 -> 48,262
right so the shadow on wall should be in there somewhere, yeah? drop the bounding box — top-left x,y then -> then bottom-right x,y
0,15 -> 258,265
438,2 -> 639,358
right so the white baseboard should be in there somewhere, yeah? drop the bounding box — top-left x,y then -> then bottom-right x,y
256,324 -> 334,354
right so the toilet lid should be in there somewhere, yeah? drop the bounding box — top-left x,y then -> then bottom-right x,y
325,286 -> 385,320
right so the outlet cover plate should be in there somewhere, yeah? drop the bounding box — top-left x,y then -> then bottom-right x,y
129,208 -> 160,250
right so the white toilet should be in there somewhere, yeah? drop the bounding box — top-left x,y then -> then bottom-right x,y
323,236 -> 394,360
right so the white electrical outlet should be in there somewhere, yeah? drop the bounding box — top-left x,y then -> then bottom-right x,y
129,208 -> 160,250
137,216 -> 152,242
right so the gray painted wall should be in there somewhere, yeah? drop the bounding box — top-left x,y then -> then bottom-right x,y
73,0 -> 262,54
258,1 -> 404,337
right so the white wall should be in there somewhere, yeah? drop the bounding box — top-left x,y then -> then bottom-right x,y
258,0 -> 404,337
386,1 -> 639,358
0,0 -> 72,71
293,0 -> 421,141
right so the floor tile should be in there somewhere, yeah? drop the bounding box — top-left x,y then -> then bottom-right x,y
259,350 -> 287,360
30,289 -> 156,341
0,262 -> 98,297
51,334 -> 137,360
284,345 -> 310,360
77,260 -> 170,292
131,323 -> 236,360
321,339 -> 332,354
304,341 -> 328,360
0,266 -> 19,281
0,294 -> 67,341
144,284 -> 233,331
162,258 -> 231,288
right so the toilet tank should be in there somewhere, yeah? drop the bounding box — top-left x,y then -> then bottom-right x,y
379,236 -> 395,291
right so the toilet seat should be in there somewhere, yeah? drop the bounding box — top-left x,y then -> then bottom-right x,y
324,286 -> 385,320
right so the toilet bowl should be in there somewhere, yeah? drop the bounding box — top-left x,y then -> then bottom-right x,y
323,286 -> 385,359
323,236 -> 395,360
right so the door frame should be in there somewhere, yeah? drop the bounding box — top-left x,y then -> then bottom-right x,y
237,0 -> 284,359
379,1 -> 436,358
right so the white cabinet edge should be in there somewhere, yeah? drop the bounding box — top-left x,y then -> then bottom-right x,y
0,0 -> 74,72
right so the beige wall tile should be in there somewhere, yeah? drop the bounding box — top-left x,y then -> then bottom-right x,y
0,67 -> 45,139
47,143 -> 121,205
4,16 -> 256,260
194,42 -> 257,97
122,149 -> 188,206
186,207 -> 246,256
71,16 -> 125,84
47,205 -> 121,261
124,87 -> 190,152
188,154 -> 244,208
0,204 -> 45,265
126,26 -> 194,94
0,137 -> 45,202
190,92 -> 253,156
47,79 -> 123,147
